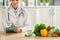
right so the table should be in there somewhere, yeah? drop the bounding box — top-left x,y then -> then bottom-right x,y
0,32 -> 60,40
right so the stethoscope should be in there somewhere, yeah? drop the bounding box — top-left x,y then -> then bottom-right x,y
8,7 -> 24,21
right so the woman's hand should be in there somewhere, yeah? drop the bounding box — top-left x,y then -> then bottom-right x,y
14,28 -> 22,33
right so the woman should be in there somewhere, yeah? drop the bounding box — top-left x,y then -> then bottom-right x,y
2,0 -> 31,33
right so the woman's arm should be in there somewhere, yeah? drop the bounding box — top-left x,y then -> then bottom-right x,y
2,8 -> 10,29
20,9 -> 32,32
14,8 -> 32,33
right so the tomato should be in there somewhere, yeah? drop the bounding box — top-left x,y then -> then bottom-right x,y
52,34 -> 58,37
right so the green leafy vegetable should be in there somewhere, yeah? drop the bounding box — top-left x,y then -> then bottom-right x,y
34,24 -> 46,36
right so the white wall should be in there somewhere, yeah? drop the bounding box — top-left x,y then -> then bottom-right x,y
25,7 -> 55,26
0,0 -> 3,2
0,7 -> 3,31
53,6 -> 60,30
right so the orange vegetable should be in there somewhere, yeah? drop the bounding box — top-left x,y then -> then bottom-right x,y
52,34 -> 58,37
40,29 -> 47,37
47,31 -> 50,34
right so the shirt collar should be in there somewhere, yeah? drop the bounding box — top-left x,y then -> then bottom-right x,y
10,5 -> 19,12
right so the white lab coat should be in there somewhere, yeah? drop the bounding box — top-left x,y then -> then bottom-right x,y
2,5 -> 31,32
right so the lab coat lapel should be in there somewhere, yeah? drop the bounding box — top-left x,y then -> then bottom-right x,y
16,7 -> 21,17
8,6 -> 18,25
9,6 -> 17,18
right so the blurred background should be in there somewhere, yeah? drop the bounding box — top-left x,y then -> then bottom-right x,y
0,0 -> 60,7
0,0 -> 60,31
